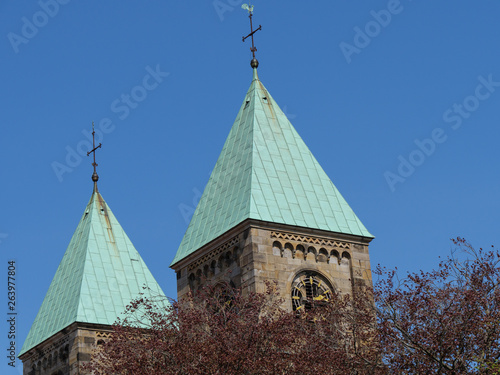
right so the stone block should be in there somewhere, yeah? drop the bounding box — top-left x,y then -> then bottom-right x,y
77,352 -> 91,361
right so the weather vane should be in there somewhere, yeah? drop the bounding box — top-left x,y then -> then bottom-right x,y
242,3 -> 262,68
87,122 -> 102,191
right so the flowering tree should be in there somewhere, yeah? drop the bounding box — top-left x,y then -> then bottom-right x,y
87,282 -> 381,375
88,238 -> 500,375
376,238 -> 500,374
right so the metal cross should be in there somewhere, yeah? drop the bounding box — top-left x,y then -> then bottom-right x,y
242,5 -> 262,60
87,122 -> 102,187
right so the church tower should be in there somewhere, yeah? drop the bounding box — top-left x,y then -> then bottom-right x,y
170,9 -> 374,311
19,129 -> 165,375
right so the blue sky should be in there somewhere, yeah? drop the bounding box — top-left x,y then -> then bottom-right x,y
1,1 -> 499,372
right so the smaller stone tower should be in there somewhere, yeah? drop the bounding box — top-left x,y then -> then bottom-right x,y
19,139 -> 164,375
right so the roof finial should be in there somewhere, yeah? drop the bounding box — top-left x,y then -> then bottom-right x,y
86,121 -> 102,192
242,4 -> 262,69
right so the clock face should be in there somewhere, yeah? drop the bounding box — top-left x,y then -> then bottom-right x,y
291,272 -> 333,311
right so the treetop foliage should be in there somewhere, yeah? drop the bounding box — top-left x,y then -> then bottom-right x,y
88,238 -> 500,374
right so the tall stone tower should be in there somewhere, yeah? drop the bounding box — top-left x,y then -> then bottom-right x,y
19,147 -> 164,375
171,40 -> 374,309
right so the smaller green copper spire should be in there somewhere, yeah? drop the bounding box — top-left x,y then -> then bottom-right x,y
242,4 -> 262,69
20,191 -> 166,356
86,121 -> 102,192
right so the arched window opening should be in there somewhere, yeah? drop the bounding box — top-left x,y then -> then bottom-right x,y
341,251 -> 351,266
306,247 -> 317,262
224,252 -> 232,267
232,246 -> 240,263
210,260 -> 217,275
318,248 -> 329,263
218,255 -> 225,270
188,273 -> 196,290
203,264 -> 210,278
296,244 -> 305,260
272,241 -> 283,257
195,269 -> 203,287
331,250 -> 340,264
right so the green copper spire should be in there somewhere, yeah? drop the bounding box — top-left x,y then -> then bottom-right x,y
20,191 -> 165,356
171,69 -> 372,266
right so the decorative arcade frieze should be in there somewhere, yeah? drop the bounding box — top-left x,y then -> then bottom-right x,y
270,231 -> 351,250
187,236 -> 239,272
